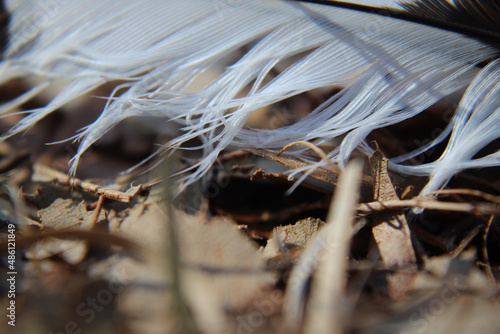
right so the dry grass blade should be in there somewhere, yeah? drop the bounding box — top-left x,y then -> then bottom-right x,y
304,160 -> 363,334
283,160 -> 363,334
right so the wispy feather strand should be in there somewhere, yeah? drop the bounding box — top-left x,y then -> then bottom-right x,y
0,0 -> 498,194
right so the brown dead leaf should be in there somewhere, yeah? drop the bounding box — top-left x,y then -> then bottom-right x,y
369,146 -> 417,301
262,217 -> 325,260
108,202 -> 275,334
178,213 -> 276,310
247,148 -> 373,187
26,183 -> 95,209
107,203 -> 177,334
414,249 -> 492,292
353,250 -> 500,333
38,198 -> 106,230
247,148 -> 337,185
24,198 -> 106,264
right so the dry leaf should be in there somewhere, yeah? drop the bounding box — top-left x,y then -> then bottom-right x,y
247,148 -> 340,185
262,217 -> 325,260
247,148 -> 373,187
369,147 -> 417,301
108,202 -> 275,334
178,213 -> 276,310
25,198 -> 106,264
38,198 -> 105,230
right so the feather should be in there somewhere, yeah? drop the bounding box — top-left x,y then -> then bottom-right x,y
391,58 -> 500,195
398,0 -> 500,35
0,0 -> 498,194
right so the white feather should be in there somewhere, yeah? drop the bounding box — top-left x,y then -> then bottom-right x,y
392,59 -> 500,195
0,0 -> 498,192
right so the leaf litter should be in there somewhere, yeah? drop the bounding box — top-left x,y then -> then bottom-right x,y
0,64 -> 499,334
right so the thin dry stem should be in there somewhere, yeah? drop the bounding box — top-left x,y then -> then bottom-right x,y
357,199 -> 500,216
34,163 -> 137,203
482,214 -> 497,286
279,141 -> 342,174
428,188 -> 500,205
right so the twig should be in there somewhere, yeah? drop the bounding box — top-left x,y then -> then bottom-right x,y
279,141 -> 342,174
357,198 -> 500,216
34,164 -> 138,203
428,188 -> 500,205
482,214 -> 497,286
449,226 -> 482,258
88,195 -> 106,230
